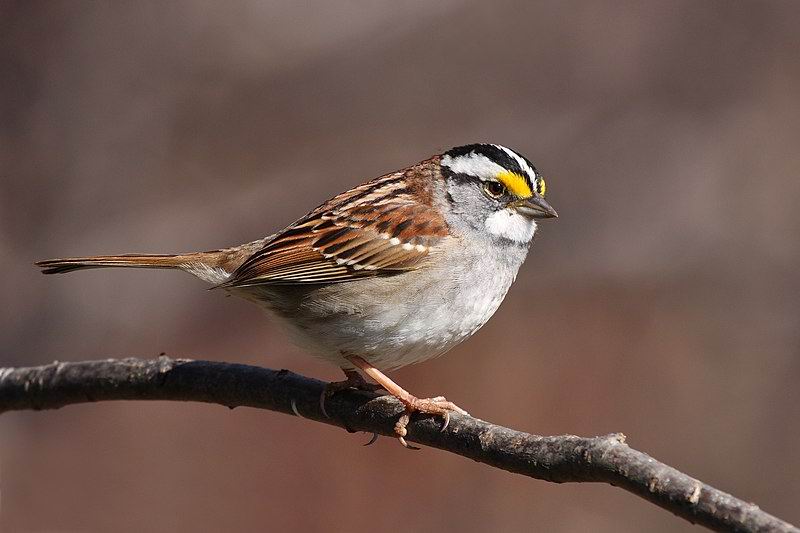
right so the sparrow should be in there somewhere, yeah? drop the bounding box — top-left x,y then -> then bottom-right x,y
37,143 -> 557,447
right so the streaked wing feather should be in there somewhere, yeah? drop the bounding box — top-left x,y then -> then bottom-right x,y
221,166 -> 448,287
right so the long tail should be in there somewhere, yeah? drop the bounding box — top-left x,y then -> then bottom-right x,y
36,239 -> 271,284
36,254 -> 191,275
36,252 -> 233,284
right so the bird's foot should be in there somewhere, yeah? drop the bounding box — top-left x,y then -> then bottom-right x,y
394,395 -> 469,449
320,369 -> 383,419
343,355 -> 470,449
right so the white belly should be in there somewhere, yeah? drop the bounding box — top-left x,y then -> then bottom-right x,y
240,243 -> 529,371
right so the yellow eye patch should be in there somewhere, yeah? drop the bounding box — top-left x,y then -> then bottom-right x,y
496,171 -> 533,198
537,177 -> 546,197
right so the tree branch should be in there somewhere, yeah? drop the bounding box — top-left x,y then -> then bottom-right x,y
0,357 -> 795,533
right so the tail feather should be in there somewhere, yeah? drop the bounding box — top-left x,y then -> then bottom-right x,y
35,254 -> 188,275
35,253 -> 231,284
37,239 -> 271,284
35,239 -> 272,284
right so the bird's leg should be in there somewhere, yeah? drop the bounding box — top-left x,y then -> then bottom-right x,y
345,355 -> 468,448
320,368 -> 383,419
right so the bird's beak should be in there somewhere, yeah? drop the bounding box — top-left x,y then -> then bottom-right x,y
512,196 -> 558,219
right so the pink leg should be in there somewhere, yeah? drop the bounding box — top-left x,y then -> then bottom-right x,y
346,355 -> 468,448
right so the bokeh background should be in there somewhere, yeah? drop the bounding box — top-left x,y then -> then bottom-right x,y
2,1 -> 799,531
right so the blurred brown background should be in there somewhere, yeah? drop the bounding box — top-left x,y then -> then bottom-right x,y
2,1 -> 799,531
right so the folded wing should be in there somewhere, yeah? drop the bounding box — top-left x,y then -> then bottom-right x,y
221,173 -> 449,287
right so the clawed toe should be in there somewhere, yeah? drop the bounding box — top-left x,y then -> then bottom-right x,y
341,355 -> 468,450
394,413 -> 420,450
416,396 -> 469,417
393,395 -> 467,449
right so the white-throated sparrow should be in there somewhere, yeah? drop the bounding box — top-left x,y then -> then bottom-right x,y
37,143 -> 557,446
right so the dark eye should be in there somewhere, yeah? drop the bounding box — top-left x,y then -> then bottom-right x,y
483,181 -> 506,199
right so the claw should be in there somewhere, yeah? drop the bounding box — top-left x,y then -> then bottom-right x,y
291,398 -> 302,418
319,390 -> 331,419
439,410 -> 450,432
398,435 -> 421,450
396,423 -> 420,450
363,432 -> 379,446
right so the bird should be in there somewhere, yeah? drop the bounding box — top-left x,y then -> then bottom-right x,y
36,143 -> 557,447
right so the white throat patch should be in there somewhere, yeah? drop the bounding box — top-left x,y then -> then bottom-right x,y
484,208 -> 537,243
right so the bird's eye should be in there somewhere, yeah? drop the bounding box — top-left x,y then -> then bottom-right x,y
483,181 -> 506,199
536,177 -> 547,197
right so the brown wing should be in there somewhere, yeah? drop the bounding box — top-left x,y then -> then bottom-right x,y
221,163 -> 448,287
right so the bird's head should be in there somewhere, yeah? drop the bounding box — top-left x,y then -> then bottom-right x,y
439,143 -> 557,244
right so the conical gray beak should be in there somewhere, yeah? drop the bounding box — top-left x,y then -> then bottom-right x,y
513,196 -> 558,219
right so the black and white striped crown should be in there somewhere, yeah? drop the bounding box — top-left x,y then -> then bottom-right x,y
441,144 -> 539,189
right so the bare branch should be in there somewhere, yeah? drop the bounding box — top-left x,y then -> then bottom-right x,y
0,357 -> 795,533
